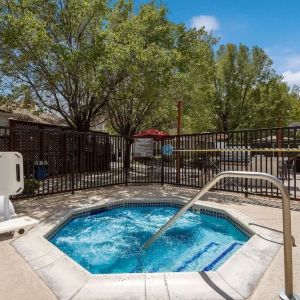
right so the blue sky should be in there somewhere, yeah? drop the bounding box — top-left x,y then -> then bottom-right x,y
135,0 -> 300,87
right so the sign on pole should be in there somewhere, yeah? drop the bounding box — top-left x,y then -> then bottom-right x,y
133,138 -> 153,158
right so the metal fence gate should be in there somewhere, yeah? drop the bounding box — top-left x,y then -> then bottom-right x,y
128,139 -> 162,184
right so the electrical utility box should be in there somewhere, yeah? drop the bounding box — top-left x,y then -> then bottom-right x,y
0,152 -> 24,196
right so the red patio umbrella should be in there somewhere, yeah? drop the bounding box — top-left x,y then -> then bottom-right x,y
133,129 -> 169,141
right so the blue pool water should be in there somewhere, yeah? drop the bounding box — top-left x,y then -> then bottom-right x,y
49,205 -> 249,274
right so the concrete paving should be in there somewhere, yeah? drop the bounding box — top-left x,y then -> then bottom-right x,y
0,185 -> 299,300
0,234 -> 56,300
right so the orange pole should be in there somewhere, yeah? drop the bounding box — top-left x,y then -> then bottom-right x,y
176,101 -> 183,184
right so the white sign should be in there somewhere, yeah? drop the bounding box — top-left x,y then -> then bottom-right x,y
133,138 -> 153,158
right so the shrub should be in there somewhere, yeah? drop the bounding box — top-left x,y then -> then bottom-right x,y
23,179 -> 39,195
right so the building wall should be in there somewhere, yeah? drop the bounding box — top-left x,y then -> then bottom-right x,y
168,127 -> 177,135
0,113 -> 10,127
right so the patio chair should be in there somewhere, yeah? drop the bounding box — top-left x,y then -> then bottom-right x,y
281,158 -> 295,180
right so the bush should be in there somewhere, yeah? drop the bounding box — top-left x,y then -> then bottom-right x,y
23,179 -> 39,195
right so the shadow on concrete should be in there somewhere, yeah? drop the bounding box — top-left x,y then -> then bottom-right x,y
199,272 -> 235,300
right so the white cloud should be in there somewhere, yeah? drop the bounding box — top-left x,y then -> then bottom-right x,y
266,47 -> 300,73
265,47 -> 300,87
283,70 -> 300,87
285,55 -> 300,71
190,15 -> 219,32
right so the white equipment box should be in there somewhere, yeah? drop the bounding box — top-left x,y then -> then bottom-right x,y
0,152 -> 38,234
0,152 -> 24,195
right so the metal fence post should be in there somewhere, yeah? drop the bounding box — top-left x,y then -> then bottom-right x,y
245,131 -> 249,198
161,139 -> 165,186
71,132 -> 75,195
125,167 -> 128,186
3,125 -> 299,201
125,139 -> 130,186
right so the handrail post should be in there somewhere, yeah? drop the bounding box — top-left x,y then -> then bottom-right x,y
277,182 -> 294,299
3,195 -> 10,220
142,171 -> 298,300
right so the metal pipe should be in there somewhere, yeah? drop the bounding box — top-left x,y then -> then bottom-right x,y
3,195 -> 10,220
176,101 -> 183,184
142,171 -> 295,299
171,148 -> 300,153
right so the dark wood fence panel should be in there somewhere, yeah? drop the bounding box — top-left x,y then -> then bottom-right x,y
0,127 -> 10,150
1,126 -> 114,197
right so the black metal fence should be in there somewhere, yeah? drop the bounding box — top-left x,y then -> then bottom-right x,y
0,126 -> 121,197
1,125 -> 299,200
161,128 -> 300,199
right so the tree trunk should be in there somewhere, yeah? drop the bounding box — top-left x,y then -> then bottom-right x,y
223,121 -> 229,132
220,113 -> 229,132
76,123 -> 90,132
124,139 -> 132,169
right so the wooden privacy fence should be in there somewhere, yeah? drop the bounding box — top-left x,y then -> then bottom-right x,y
0,126 -> 112,196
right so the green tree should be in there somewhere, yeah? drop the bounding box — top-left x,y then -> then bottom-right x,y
290,86 -> 300,123
0,0 -> 127,131
103,1 -> 178,166
183,42 -> 300,133
246,78 -> 300,128
0,0 -> 214,134
211,44 -> 275,131
166,28 -> 216,133
106,2 -> 175,138
104,2 -> 215,165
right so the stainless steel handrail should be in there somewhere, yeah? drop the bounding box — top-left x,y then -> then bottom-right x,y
142,171 -> 296,299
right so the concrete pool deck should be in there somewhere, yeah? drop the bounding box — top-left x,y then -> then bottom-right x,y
0,185 -> 300,300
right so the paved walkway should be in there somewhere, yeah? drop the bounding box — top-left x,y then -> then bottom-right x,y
1,185 -> 299,300
0,234 -> 55,300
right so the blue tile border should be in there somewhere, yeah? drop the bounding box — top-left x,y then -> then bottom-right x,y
202,242 -> 243,271
176,242 -> 219,272
46,201 -> 252,240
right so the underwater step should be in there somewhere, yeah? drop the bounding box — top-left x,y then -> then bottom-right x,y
175,242 -> 220,272
202,242 -> 242,272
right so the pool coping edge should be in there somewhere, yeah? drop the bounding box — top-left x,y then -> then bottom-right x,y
12,196 -> 282,300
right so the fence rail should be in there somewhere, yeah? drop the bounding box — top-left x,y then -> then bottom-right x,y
1,126 -> 299,200
161,127 -> 300,199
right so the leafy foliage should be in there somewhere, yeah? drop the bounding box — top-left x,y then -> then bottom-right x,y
105,2 -> 217,138
247,77 -> 298,128
185,43 -> 300,132
106,1 -> 176,138
211,44 -> 274,131
0,0 -> 120,130
0,0 -> 299,134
